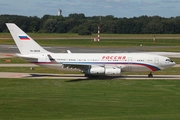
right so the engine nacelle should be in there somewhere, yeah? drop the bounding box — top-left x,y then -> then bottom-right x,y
105,68 -> 121,75
89,67 -> 105,74
86,67 -> 121,75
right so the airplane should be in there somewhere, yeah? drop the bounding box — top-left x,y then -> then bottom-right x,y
6,23 -> 176,78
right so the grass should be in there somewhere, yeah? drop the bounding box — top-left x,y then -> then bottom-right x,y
0,57 -> 28,64
1,33 -> 180,37
0,78 -> 180,119
1,33 -> 180,119
0,67 -> 80,74
2,39 -> 180,52
1,33 -> 180,49
36,39 -> 180,47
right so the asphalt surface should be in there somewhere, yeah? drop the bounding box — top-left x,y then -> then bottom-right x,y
0,44 -> 125,53
0,44 -> 174,53
0,72 -> 180,80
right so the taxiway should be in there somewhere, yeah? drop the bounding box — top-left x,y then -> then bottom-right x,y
0,72 -> 180,80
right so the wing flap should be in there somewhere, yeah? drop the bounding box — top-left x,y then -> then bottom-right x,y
62,63 -> 90,70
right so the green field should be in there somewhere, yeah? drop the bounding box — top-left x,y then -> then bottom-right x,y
0,78 -> 180,120
1,33 -> 180,38
1,33 -> 180,119
1,33 -> 180,51
1,38 -> 180,48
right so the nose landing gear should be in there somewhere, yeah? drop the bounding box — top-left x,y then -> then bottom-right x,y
148,72 -> 153,77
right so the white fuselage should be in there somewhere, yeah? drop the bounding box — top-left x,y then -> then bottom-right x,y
21,52 -> 175,74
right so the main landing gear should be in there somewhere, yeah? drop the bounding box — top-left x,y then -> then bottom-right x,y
85,74 -> 98,78
148,72 -> 153,77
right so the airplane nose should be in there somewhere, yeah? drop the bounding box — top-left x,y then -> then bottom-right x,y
162,61 -> 176,68
170,61 -> 176,67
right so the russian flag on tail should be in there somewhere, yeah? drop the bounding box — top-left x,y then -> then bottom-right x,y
19,36 -> 30,40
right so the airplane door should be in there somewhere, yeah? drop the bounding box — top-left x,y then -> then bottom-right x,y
154,57 -> 159,64
128,57 -> 132,71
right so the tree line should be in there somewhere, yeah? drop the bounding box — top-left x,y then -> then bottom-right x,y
1,14 -> 180,34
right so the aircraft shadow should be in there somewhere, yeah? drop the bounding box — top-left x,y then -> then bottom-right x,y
66,76 -> 122,82
28,73 -> 122,82
29,74 -> 85,78
26,74 -> 179,82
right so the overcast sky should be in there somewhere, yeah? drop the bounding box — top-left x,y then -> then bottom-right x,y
0,0 -> 180,18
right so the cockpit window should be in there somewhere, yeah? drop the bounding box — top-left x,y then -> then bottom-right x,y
166,59 -> 173,62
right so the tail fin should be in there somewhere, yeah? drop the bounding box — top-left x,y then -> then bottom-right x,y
6,23 -> 49,55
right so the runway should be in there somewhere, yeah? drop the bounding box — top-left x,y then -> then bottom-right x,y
0,44 -> 176,53
0,44 -> 131,53
0,72 -> 180,80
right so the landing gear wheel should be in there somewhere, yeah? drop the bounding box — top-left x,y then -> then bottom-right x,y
148,72 -> 153,77
84,74 -> 98,78
84,74 -> 89,77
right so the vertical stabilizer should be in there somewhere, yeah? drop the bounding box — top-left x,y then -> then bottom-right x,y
6,23 -> 49,55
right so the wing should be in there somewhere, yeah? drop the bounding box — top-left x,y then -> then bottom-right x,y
62,63 -> 106,71
62,63 -> 90,71
47,54 -> 125,73
47,54 -> 90,71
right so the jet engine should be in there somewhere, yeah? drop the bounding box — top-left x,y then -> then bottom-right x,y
86,67 -> 121,75
105,68 -> 121,75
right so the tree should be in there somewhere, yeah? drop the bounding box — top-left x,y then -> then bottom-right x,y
78,28 -> 91,35
56,21 -> 67,33
43,19 -> 58,33
69,13 -> 85,20
1,14 -> 180,34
